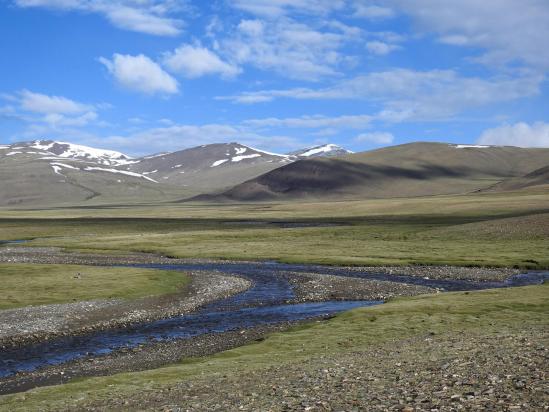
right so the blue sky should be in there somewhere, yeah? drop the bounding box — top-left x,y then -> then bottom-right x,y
1,0 -> 548,156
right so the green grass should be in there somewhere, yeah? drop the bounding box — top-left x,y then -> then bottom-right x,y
0,264 -> 190,309
1,190 -> 548,268
1,283 -> 547,411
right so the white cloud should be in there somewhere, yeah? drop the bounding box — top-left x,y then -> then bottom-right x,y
221,18 -> 356,80
385,0 -> 549,70
244,114 -> 372,129
99,53 -> 179,95
366,41 -> 399,55
19,89 -> 91,114
355,131 -> 394,144
14,0 -> 184,36
353,5 -> 394,19
43,111 -> 98,127
101,123 -> 300,155
1,89 -> 109,141
101,4 -> 183,36
163,44 -> 240,78
230,0 -> 345,18
477,122 -> 549,148
221,69 -> 543,122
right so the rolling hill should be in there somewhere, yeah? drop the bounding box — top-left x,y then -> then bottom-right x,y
197,142 -> 549,202
485,164 -> 549,192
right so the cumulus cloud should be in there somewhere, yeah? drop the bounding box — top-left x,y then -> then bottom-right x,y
355,131 -> 394,144
18,89 -> 92,114
0,89 -> 107,140
14,0 -> 184,36
99,53 -> 179,95
163,44 -> 240,78
477,122 -> 549,148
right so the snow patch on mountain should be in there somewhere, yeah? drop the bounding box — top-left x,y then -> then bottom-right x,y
232,154 -> 261,162
51,165 -> 63,175
452,144 -> 491,149
30,140 -> 133,166
83,166 -> 158,183
297,144 -> 353,158
246,145 -> 290,158
211,159 -> 229,167
50,162 -> 79,170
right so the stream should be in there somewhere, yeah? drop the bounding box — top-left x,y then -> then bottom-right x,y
1,261 -> 548,379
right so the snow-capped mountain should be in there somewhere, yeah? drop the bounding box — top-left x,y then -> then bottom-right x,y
28,140 -> 134,166
125,142 -> 293,190
290,144 -> 353,158
0,140 -> 294,206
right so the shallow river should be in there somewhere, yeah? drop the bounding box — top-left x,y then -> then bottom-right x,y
1,261 -> 548,378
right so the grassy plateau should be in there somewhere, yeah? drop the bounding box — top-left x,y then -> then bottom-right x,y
0,264 -> 190,310
1,190 -> 548,268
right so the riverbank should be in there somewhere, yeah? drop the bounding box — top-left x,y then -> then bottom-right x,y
0,245 -> 521,281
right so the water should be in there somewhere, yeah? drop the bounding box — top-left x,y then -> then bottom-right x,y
1,261 -> 547,378
0,301 -> 377,377
0,240 -> 28,246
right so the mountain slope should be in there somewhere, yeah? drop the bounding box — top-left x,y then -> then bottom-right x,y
125,142 -> 292,191
486,164 -> 549,192
198,142 -> 549,202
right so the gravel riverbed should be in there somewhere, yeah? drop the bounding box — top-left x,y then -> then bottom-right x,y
0,272 -> 250,348
283,271 -> 435,302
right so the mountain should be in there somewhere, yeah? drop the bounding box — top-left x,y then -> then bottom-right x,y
195,142 -> 549,202
0,140 -> 293,206
124,142 -> 292,191
21,140 -> 134,166
0,140 -> 184,206
290,144 -> 353,158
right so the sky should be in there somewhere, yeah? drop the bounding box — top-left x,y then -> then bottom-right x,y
1,0 -> 548,156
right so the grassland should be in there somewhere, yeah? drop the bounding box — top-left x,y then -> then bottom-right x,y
1,190 -> 548,268
0,264 -> 190,310
1,283 -> 546,411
